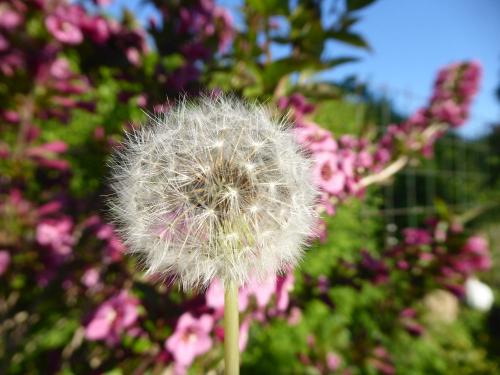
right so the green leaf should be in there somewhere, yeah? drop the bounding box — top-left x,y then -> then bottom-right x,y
339,15 -> 360,29
328,31 -> 371,50
246,0 -> 288,15
346,0 -> 377,11
323,56 -> 360,68
262,57 -> 303,89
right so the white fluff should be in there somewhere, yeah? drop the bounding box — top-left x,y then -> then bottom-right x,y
108,95 -> 317,290
465,278 -> 494,312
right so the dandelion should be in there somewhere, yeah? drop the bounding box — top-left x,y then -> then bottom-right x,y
108,95 -> 317,374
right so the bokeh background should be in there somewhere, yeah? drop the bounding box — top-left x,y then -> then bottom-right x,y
1,0 -> 499,374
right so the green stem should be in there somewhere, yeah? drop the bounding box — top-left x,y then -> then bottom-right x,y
224,282 -> 239,375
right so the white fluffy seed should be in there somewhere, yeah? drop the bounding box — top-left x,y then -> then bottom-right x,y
108,95 -> 318,290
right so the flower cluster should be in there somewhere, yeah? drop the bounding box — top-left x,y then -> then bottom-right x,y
379,61 -> 482,159
85,290 -> 140,346
384,219 -> 492,295
160,273 -> 297,373
150,0 -> 234,92
278,62 -> 481,220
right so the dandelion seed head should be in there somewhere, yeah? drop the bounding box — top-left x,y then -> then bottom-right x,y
108,95 -> 317,290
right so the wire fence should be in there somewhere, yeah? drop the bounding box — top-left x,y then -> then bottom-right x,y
355,83 -> 493,241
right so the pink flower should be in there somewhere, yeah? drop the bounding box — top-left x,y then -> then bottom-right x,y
313,152 -> 346,195
239,316 -> 251,351
432,100 -> 464,127
287,306 -> 302,325
126,48 -> 141,66
276,272 -> 294,311
49,58 -> 72,80
0,250 -> 10,276
313,218 -> 328,243
318,192 -> 336,215
242,276 -> 276,310
96,222 -> 125,262
0,34 -> 9,51
278,94 -> 314,121
357,150 -> 373,169
403,228 -> 432,246
36,217 -> 75,255
85,290 -> 139,345
454,236 -> 492,274
0,50 -> 24,76
166,313 -> 214,367
206,278 -> 225,311
463,236 -> 488,254
26,140 -> 68,157
294,122 -> 337,152
326,352 -> 342,371
0,7 -> 23,30
45,7 -> 84,45
206,278 -> 271,313
2,110 -> 20,124
81,268 -> 100,288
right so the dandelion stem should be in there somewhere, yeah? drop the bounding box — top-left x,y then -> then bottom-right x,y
224,282 -> 239,375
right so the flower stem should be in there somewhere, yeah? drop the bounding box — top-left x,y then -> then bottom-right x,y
224,282 -> 239,375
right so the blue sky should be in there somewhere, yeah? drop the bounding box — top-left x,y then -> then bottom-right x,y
319,0 -> 500,138
102,0 -> 500,138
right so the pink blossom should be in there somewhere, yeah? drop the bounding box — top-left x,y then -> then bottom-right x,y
294,122 -> 338,152
326,352 -> 342,371
276,272 -> 294,311
313,152 -> 345,195
313,218 -> 328,243
357,150 -> 373,169
166,313 -> 214,367
96,222 -> 125,262
239,316 -> 251,351
85,290 -> 139,345
0,7 -> 23,30
0,50 -> 24,76
243,276 -> 276,309
2,110 -> 20,124
278,94 -> 314,121
432,100 -> 464,127
27,140 -> 68,157
81,268 -> 100,288
126,48 -> 141,66
403,228 -> 432,246
0,250 -> 10,276
206,278 -> 269,313
287,306 -> 302,325
0,34 -> 9,52
339,150 -> 356,177
35,158 -> 70,171
49,58 -> 72,80
206,278 -> 225,311
82,16 -> 110,44
463,236 -> 488,254
453,236 -> 492,274
318,192 -> 336,215
339,135 -> 358,148
45,7 -> 84,45
36,217 -> 75,255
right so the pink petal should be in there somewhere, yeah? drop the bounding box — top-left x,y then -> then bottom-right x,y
85,317 -> 112,340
